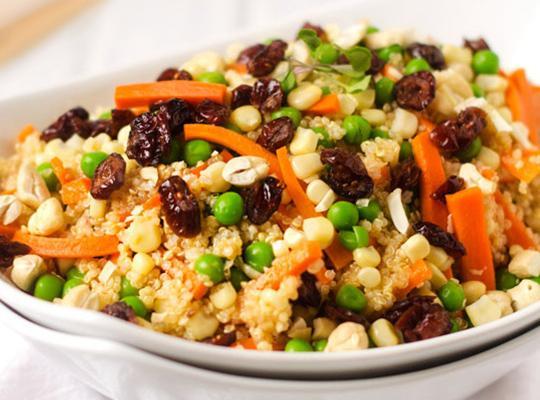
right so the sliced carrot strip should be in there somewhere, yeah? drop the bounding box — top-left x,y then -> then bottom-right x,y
61,177 -> 91,206
494,191 -> 536,249
115,80 -> 227,109
446,188 -> 495,289
17,124 -> 36,143
231,337 -> 257,350
142,193 -> 161,210
412,121 -> 449,229
13,231 -> 119,258
185,124 -> 281,178
0,225 -> 18,238
501,152 -> 540,183
507,69 -> 538,145
402,259 -> 433,295
192,281 -> 209,300
324,238 -> 354,270
306,94 -> 340,115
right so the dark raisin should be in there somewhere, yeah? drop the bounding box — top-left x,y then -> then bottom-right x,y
407,42 -> 446,70
41,107 -> 91,142
159,176 -> 201,237
296,272 -> 321,307
384,296 -> 451,342
464,38 -> 490,53
242,176 -> 284,225
300,22 -> 327,41
203,331 -> 237,346
111,109 -> 136,139
395,71 -> 436,111
413,221 -> 466,258
245,40 -> 287,77
367,49 -> 385,75
90,153 -> 126,199
430,107 -> 486,153
237,43 -> 266,65
257,117 -> 294,152
323,303 -> 370,329
431,175 -> 465,204
157,68 -> 192,81
88,119 -> 112,137
250,78 -> 284,113
391,159 -> 421,191
102,302 -> 138,323
320,148 -> 374,200
429,119 -> 461,152
194,99 -> 230,125
0,236 -> 30,268
150,98 -> 194,131
231,84 -> 253,109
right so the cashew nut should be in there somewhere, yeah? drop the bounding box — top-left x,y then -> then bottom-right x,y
222,156 -> 269,187
325,322 -> 369,352
61,284 -> 100,310
16,162 -> 50,209
28,197 -> 65,236
0,195 -> 23,225
10,254 -> 46,292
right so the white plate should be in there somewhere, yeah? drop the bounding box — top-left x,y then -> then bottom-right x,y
1,0 -> 540,380
1,301 -> 539,400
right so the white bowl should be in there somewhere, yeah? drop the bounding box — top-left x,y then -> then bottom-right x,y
1,0 -> 540,380
1,301 -> 539,400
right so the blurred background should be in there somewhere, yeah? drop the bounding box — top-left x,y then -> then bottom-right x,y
0,0 -> 538,399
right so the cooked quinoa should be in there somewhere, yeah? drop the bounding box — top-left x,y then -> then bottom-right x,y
2,20 -> 540,352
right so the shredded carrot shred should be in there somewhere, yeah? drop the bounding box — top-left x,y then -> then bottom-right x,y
17,124 -> 36,143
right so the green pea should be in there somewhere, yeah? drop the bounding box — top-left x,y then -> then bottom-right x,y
314,43 -> 339,64
213,192 -> 244,225
404,58 -> 432,75
472,50 -> 499,75
321,86 -> 331,96
120,276 -> 139,298
370,128 -> 390,139
230,267 -> 249,291
399,141 -> 413,161
197,71 -> 227,85
244,242 -> 274,273
194,254 -> 225,283
377,44 -> 402,62
375,77 -> 395,106
161,135 -> 183,164
471,83 -> 485,98
496,269 -> 520,290
527,276 -> 540,285
36,162 -> 60,192
336,284 -> 367,312
33,274 -> 64,301
438,280 -> 466,311
450,318 -> 460,333
358,199 -> 381,222
183,140 -> 213,167
81,151 -> 108,178
327,201 -> 359,230
343,115 -> 371,145
456,137 -> 482,162
121,296 -> 148,318
366,26 -> 379,34
66,267 -> 84,281
271,107 -> 302,128
338,226 -> 369,251
62,278 -> 83,297
284,338 -> 313,352
313,339 -> 328,352
312,127 -> 333,148
98,110 -> 112,120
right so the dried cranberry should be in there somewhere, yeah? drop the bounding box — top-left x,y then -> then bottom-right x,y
320,148 -> 374,200
110,109 -> 136,138
88,119 -> 112,137
431,175 -> 465,204
250,78 -> 284,113
90,153 -> 126,199
203,331 -> 237,346
323,303 -> 370,329
429,119 -> 461,152
300,22 -> 327,41
430,107 -> 486,153
156,68 -> 192,81
464,38 -> 490,53
237,43 -> 266,65
391,160 -> 421,191
385,296 -> 451,342
257,117 -> 294,152
102,302 -> 138,323
194,99 -> 230,125
41,107 -> 91,142
395,71 -> 436,111
244,40 -> 287,77
151,98 -> 194,131
407,42 -> 446,70
242,176 -> 284,225
367,49 -> 385,75
0,236 -> 30,268
230,84 -> 253,109
413,221 -> 466,258
159,176 -> 201,237
296,272 -> 321,307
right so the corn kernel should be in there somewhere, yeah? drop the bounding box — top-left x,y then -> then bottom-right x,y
185,310 -> 219,340
401,234 -> 430,262
338,94 -> 358,115
287,83 -> 323,110
442,45 -> 472,65
126,217 -> 162,253
283,228 -> 306,249
357,267 -> 381,288
290,153 -> 324,180
427,262 -> 448,290
302,217 -> 335,249
89,197 -> 107,219
475,74 -> 508,92
132,253 -> 155,276
476,146 -> 500,170
465,295 -> 502,326
361,109 -> 386,126
312,317 -> 337,340
426,246 -> 453,271
353,246 -> 381,268
353,89 -> 375,110
230,105 -> 262,132
391,108 -> 418,139
289,128 -> 319,155
28,197 -> 64,236
209,282 -> 237,309
463,280 -> 487,305
306,179 -> 332,204
368,318 -> 400,347
271,240 -> 289,258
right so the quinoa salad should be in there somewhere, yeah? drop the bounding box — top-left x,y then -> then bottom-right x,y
2,20 -> 540,353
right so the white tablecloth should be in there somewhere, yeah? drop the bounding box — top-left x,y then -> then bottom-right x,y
0,0 -> 537,398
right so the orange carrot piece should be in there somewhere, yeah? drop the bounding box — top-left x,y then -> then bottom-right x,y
446,188 -> 495,289
17,124 -> 36,143
229,63 -> 248,74
494,191 -> 536,249
231,337 -> 257,350
507,69 -> 538,145
0,225 -> 18,238
192,281 -> 209,300
61,177 -> 91,206
288,241 -> 323,276
501,152 -> 540,183
13,231 -> 119,258
381,64 -> 400,82
115,81 -> 227,109
306,94 -> 340,115
50,157 -> 76,185
406,259 -> 433,293
314,266 -> 333,284
185,124 -> 282,178
142,193 -> 162,210
412,122 -> 449,229
324,238 -> 354,270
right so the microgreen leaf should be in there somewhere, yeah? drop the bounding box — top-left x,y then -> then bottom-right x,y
297,29 -> 321,51
281,70 -> 297,93
345,75 -> 371,93
343,46 -> 372,73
